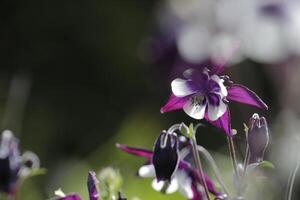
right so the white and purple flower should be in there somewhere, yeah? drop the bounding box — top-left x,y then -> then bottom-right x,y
0,130 -> 41,196
161,68 -> 268,136
117,143 -> 220,200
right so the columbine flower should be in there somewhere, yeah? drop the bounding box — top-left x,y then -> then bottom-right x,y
54,171 -> 99,200
117,143 -> 220,200
153,131 -> 179,182
247,113 -> 269,163
161,68 -> 268,136
0,130 -> 41,196
0,130 -> 20,195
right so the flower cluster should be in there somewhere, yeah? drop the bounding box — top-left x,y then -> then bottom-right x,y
117,65 -> 271,200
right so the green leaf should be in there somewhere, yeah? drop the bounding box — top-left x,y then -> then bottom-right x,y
188,123 -> 194,138
258,161 -> 275,169
179,123 -> 189,138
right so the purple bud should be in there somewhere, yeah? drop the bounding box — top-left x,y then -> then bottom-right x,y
87,171 -> 99,200
0,130 -> 21,194
152,131 -> 179,182
247,114 -> 269,163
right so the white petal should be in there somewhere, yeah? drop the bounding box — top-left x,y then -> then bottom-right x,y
171,78 -> 196,97
183,98 -> 206,119
211,75 -> 228,97
138,165 -> 155,178
54,188 -> 66,197
207,99 -> 227,121
174,170 -> 194,199
151,178 -> 178,194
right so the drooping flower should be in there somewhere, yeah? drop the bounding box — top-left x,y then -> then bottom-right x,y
0,130 -> 20,195
247,113 -> 269,163
161,68 -> 268,136
54,171 -> 99,200
152,131 -> 179,182
116,143 -> 220,200
0,130 -> 41,196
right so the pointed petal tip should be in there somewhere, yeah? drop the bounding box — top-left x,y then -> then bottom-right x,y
227,84 -> 269,110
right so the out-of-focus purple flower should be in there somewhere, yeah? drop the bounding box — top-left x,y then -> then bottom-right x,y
161,68 -> 268,136
87,171 -> 99,200
0,130 -> 20,195
153,131 -> 179,182
55,171 -> 99,200
56,194 -> 81,200
247,113 -> 269,163
117,143 -> 220,200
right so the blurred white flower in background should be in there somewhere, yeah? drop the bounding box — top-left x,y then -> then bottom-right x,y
155,0 -> 300,64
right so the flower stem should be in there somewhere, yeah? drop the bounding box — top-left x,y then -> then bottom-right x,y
196,145 -> 230,197
191,135 -> 210,200
286,160 -> 300,200
227,137 -> 239,182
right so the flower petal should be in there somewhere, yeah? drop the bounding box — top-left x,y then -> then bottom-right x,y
153,131 -> 179,181
227,84 -> 268,109
207,97 -> 227,121
160,94 -> 189,113
56,194 -> 81,200
210,75 -> 228,96
138,164 -> 155,178
116,144 -> 152,159
175,170 -> 194,199
171,78 -> 198,97
183,98 -> 206,120
151,178 -> 178,194
205,108 -> 233,137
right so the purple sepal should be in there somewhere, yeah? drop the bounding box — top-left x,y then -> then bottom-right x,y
152,131 -> 179,181
160,94 -> 189,113
227,84 -> 268,110
205,109 -> 233,137
56,194 -> 81,200
116,144 -> 152,159
87,171 -> 99,200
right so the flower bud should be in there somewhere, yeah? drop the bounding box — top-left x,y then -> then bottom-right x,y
247,114 -> 269,163
87,171 -> 99,200
152,131 -> 179,182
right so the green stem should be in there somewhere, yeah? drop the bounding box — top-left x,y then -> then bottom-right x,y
191,135 -> 210,200
196,145 -> 230,197
227,137 -> 239,178
287,160 -> 300,200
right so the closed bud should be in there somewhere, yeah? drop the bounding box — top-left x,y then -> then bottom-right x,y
152,131 -> 179,182
247,114 -> 269,163
87,171 -> 99,200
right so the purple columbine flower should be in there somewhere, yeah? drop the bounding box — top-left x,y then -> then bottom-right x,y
117,143 -> 220,200
247,113 -> 269,163
55,171 -> 99,200
153,131 -> 179,182
161,68 -> 268,136
0,130 -> 21,195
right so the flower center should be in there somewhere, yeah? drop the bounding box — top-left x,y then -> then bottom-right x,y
191,95 -> 205,106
